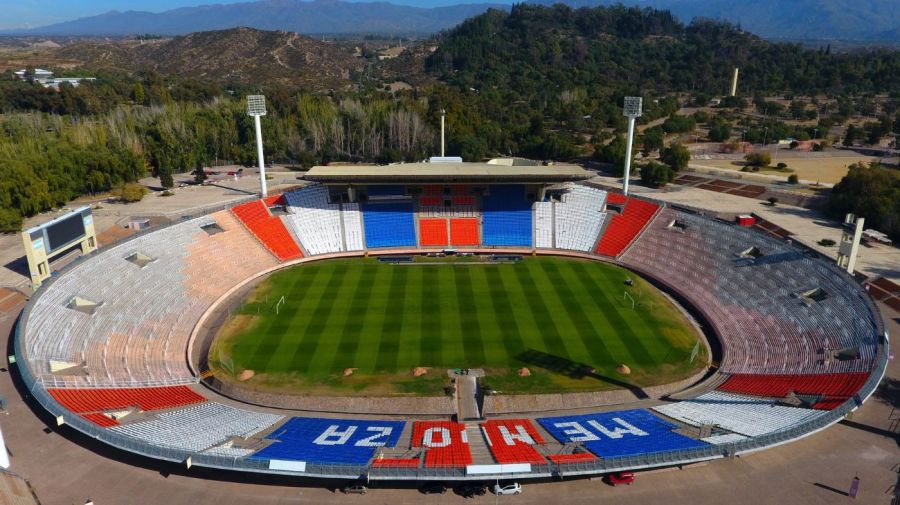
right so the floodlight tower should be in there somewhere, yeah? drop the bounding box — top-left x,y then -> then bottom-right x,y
247,95 -> 268,198
622,96 -> 643,196
440,109 -> 446,157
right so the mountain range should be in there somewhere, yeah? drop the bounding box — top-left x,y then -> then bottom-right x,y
4,0 -> 900,42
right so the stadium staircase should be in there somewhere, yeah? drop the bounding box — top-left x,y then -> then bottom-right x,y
231,200 -> 303,261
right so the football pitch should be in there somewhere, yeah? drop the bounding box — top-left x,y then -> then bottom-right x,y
212,256 -> 705,395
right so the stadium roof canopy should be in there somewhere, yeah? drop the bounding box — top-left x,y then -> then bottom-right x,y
303,162 -> 593,184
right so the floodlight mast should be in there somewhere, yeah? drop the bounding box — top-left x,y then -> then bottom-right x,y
247,95 -> 268,198
622,96 -> 643,196
440,109 -> 446,157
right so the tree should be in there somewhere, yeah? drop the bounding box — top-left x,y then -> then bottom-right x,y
660,143 -> 690,172
744,152 -> 771,167
787,174 -> 799,184
0,207 -> 22,233
640,161 -> 674,188
708,119 -> 732,142
641,127 -> 664,155
193,159 -> 207,184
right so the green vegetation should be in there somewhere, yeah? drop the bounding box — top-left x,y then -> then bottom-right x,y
745,152 -> 772,167
118,183 -> 148,202
211,257 -> 703,396
641,161 -> 675,188
829,163 -> 900,242
818,239 -> 837,247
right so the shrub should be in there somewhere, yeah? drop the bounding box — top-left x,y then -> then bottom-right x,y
818,239 -> 836,246
776,162 -> 788,170
787,174 -> 799,184
119,183 -> 147,203
160,190 -> 174,197
767,196 -> 779,206
745,152 -> 771,167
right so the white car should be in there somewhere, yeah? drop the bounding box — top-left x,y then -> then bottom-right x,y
493,482 -> 523,495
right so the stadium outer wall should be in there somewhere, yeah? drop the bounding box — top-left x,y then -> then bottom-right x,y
11,199 -> 891,482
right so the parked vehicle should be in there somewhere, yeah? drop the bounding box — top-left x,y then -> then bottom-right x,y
457,483 -> 487,497
493,482 -> 523,495
419,483 -> 448,495
606,471 -> 636,486
341,484 -> 368,494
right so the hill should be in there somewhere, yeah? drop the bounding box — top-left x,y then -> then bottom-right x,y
55,27 -> 364,88
8,0 -> 900,42
12,0 -> 504,37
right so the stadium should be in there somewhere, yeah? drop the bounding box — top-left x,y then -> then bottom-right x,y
12,159 -> 888,490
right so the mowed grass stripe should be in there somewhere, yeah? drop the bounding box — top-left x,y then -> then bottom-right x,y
281,263 -> 354,374
454,266 -> 487,366
419,266 -> 442,366
375,267 -> 407,371
524,259 -> 603,365
496,265 -> 543,358
346,265 -> 391,373
396,266 -> 423,368
235,266 -> 318,367
480,266 -> 526,365
310,263 -> 386,375
582,263 -> 658,364
249,264 -> 336,372
540,260 -> 618,367
512,262 -> 569,360
438,266 -> 465,366
339,264 -> 378,371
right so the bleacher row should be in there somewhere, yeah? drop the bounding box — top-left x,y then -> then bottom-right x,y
41,381 -> 866,469
18,184 -> 881,476
620,207 -> 878,375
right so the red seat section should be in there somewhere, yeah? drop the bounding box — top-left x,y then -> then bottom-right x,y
420,196 -> 442,206
424,185 -> 442,195
371,457 -> 420,468
49,386 -> 206,415
412,421 -> 472,468
547,453 -> 596,463
718,372 -> 869,410
595,196 -> 659,257
452,195 -> 475,206
419,218 -> 449,246
80,412 -> 120,427
232,200 -> 303,261
263,194 -> 285,206
719,373 -> 868,398
450,218 -> 480,246
481,419 -> 547,464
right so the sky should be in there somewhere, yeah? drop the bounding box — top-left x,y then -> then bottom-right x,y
0,0 -> 500,30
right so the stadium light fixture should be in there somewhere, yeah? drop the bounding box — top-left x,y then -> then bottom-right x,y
247,95 -> 268,198
622,96 -> 642,196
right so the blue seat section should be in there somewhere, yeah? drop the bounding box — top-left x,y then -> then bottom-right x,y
537,409 -> 707,458
482,185 -> 532,246
251,417 -> 405,465
367,185 -> 406,196
362,201 -> 416,248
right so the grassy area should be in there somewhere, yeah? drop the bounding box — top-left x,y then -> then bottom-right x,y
210,256 -> 705,396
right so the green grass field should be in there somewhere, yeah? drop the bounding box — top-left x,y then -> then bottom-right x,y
211,256 -> 705,396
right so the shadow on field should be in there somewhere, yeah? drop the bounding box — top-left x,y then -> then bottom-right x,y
515,349 -> 648,399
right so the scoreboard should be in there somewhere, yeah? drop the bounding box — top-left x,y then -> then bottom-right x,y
21,206 -> 97,287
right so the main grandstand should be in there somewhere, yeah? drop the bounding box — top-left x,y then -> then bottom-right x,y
13,160 -> 888,483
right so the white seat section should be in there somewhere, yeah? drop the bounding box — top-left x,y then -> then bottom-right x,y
23,210 -> 278,387
110,403 -> 283,453
283,185 -> 344,255
652,391 -> 825,437
342,202 -> 365,251
534,201 -> 553,249
701,433 -> 748,445
554,184 -> 607,252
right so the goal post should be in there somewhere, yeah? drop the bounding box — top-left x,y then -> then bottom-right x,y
623,291 -> 635,309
